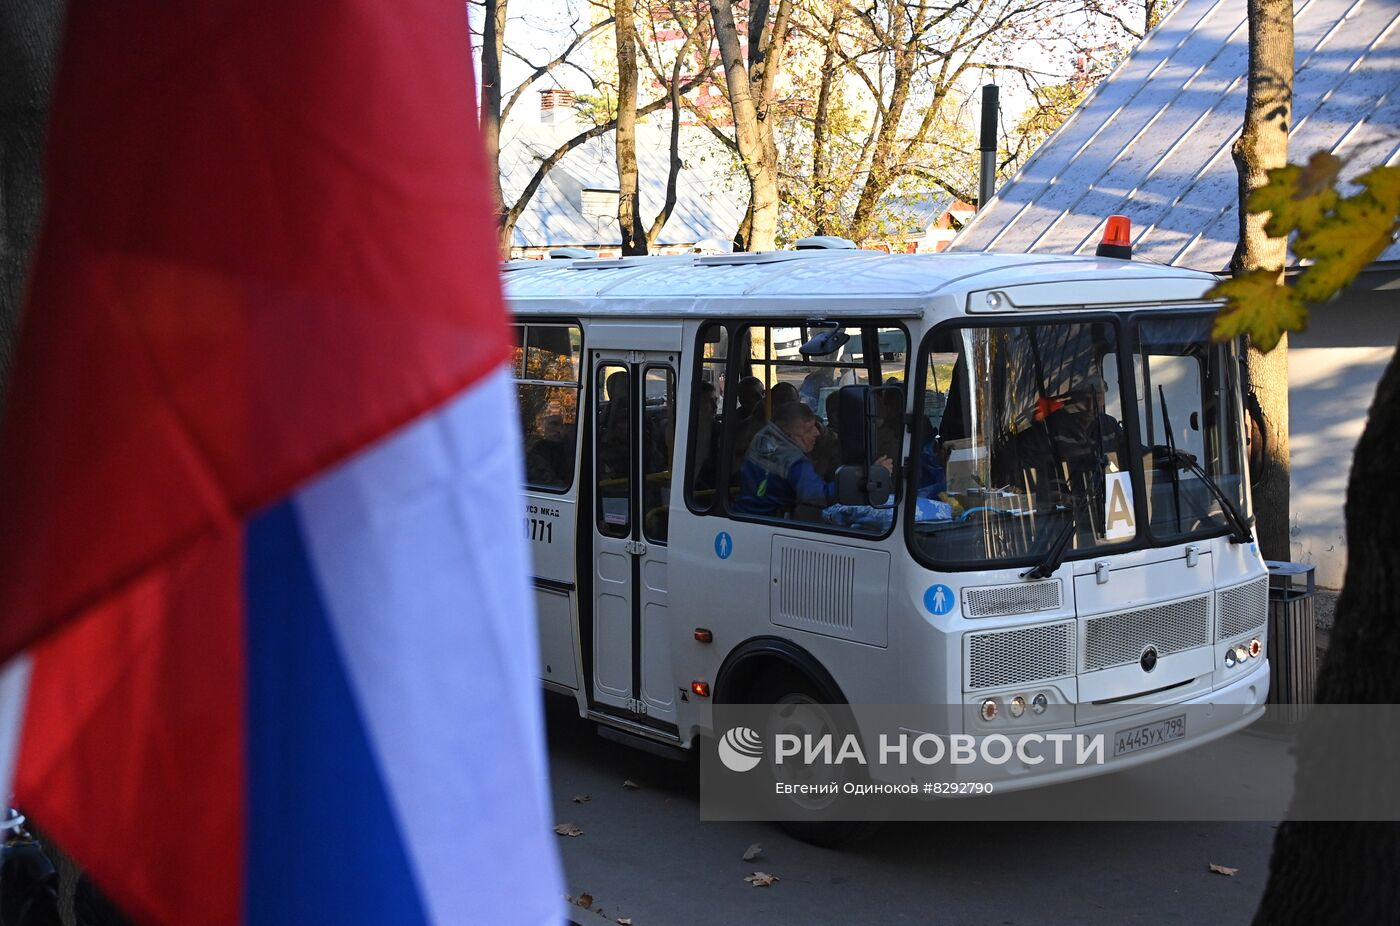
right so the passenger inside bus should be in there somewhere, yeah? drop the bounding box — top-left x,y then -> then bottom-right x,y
809,391 -> 843,479
876,385 -> 904,461
736,401 -> 892,519
799,367 -> 833,410
524,402 -> 574,487
730,376 -> 772,477
734,376 -> 766,422
599,369 -> 630,479
770,381 -> 800,410
691,380 -> 720,490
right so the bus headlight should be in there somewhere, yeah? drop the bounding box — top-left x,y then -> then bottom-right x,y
1031,693 -> 1048,715
980,699 -> 999,722
1009,696 -> 1026,718
1224,647 -> 1237,668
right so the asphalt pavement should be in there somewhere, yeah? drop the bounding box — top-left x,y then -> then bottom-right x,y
544,694 -> 1277,926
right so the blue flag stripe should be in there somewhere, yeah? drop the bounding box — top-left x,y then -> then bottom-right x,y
244,501 -> 429,925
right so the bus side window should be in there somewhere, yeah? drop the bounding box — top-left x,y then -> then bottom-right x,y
643,367 -> 676,543
688,323 -> 728,513
516,323 -> 581,492
596,364 -> 631,536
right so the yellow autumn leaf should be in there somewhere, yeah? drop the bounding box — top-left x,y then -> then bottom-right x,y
1250,154 -> 1341,239
1293,191 -> 1394,303
1207,269 -> 1308,353
1294,151 -> 1344,198
1358,164 -> 1400,212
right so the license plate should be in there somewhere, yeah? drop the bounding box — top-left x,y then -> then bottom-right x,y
1113,715 -> 1186,757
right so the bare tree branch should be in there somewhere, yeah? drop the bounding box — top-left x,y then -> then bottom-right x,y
501,15 -> 616,124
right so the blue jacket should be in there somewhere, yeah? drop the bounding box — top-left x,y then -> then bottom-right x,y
736,422 -> 835,516
917,436 -> 946,499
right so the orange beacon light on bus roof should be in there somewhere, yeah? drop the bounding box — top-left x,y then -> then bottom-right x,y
1096,214 -> 1133,260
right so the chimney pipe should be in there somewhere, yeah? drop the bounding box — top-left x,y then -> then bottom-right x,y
978,83 -> 999,211
539,88 -> 577,125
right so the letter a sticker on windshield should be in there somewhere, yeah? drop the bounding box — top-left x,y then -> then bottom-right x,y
1103,472 -> 1135,541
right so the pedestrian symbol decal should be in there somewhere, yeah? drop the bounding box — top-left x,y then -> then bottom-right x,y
715,531 -> 733,560
924,584 -> 955,616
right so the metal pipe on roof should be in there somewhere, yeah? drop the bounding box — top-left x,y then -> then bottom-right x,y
978,83 -> 999,212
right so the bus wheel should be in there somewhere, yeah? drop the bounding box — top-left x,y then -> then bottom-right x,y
750,673 -> 879,849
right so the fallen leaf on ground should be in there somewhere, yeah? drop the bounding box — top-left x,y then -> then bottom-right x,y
742,843 -> 762,861
1208,863 -> 1238,877
617,919 -> 632,925
554,823 -> 584,837
572,794 -> 591,804
574,892 -> 593,908
622,779 -> 640,790
745,872 -> 779,887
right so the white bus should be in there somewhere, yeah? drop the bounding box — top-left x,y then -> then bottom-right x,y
503,236 -> 1270,800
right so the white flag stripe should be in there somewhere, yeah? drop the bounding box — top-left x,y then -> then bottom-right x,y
0,654 -> 32,807
295,367 -> 562,926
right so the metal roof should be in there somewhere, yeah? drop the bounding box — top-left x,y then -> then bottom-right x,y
952,0 -> 1400,271
502,249 -> 1221,314
499,121 -> 747,249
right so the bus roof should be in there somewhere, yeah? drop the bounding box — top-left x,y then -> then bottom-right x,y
500,250 -> 1223,317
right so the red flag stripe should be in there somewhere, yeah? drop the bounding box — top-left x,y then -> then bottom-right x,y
0,0 -> 508,660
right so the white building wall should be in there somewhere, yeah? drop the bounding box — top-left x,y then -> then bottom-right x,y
1287,286 -> 1398,589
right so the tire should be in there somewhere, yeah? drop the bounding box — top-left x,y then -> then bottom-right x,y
749,670 -> 879,849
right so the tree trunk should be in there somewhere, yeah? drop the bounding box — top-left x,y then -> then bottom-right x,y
849,7 -> 917,243
0,0 -> 64,419
709,0 -> 779,251
499,68 -> 715,250
1245,334 -> 1290,560
480,0 -> 507,254
645,37 -> 691,251
1252,338 -> 1400,922
1145,0 -> 1164,33
810,9 -> 840,237
614,0 -> 646,255
1230,0 -> 1292,562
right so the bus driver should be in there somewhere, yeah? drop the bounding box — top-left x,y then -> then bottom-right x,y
736,401 -> 893,518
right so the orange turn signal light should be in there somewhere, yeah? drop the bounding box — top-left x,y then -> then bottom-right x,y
691,681 -> 710,698
694,628 -> 713,643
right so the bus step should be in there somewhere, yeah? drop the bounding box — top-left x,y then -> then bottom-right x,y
596,723 -> 690,761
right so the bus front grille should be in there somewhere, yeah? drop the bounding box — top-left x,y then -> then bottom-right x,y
966,621 -> 1076,690
964,580 -> 1062,618
1083,595 -> 1210,672
1217,577 -> 1268,640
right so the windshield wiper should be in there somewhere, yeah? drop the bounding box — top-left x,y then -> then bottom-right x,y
1151,445 -> 1253,544
1158,386 -> 1184,533
1022,505 -> 1076,580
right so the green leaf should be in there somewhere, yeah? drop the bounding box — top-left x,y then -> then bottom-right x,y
1207,269 -> 1308,353
1249,153 -> 1341,239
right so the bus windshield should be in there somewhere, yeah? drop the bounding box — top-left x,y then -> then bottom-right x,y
908,313 -> 1248,569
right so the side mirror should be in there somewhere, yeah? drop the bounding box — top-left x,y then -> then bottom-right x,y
835,464 -> 893,507
799,322 -> 850,357
837,385 -> 876,466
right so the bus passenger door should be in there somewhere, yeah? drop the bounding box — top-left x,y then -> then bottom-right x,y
590,352 -> 678,728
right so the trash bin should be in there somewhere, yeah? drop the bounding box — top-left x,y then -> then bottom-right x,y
1264,561 -> 1317,705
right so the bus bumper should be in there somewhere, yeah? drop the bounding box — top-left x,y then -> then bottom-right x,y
873,658 -> 1270,794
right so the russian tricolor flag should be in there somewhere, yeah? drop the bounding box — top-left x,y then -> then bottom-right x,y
0,3 -> 562,924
